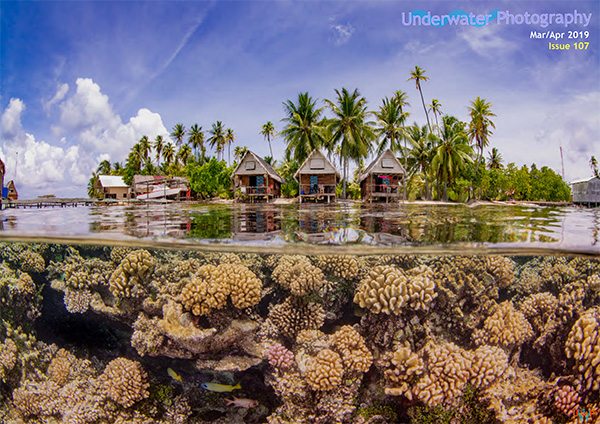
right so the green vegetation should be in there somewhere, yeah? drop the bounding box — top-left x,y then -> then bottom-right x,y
88,65 -> 571,202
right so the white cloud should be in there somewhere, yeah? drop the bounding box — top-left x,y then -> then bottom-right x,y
43,83 -> 69,111
330,20 -> 355,46
459,25 -> 517,58
1,98 -> 90,196
56,78 -> 169,161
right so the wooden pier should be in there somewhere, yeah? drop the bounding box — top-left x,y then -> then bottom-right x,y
1,197 -> 94,209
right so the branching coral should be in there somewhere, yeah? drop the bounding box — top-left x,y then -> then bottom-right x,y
316,255 -> 360,280
474,301 -> 533,350
12,380 -> 62,417
305,348 -> 344,391
100,358 -> 149,408
520,292 -> 558,332
330,325 -> 372,373
268,297 -> 325,339
354,266 -> 410,314
385,341 -> 510,408
554,385 -> 581,418
485,256 -> 514,288
109,249 -> 156,298
0,338 -> 17,382
19,250 -> 45,274
180,263 -> 262,315
47,348 -> 77,386
272,255 -> 325,296
565,308 -> 600,392
354,265 -> 437,314
267,343 -> 295,369
64,289 -> 93,314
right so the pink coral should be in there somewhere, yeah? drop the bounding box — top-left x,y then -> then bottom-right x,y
554,385 -> 580,418
267,343 -> 294,369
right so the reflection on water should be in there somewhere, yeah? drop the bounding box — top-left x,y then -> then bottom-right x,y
0,202 -> 599,253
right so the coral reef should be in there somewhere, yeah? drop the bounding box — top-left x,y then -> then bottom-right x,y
109,249 -> 156,298
305,348 -> 344,391
565,308 -> 600,393
553,384 -> 580,418
474,300 -> 533,351
272,255 -> 326,296
268,297 -> 325,339
316,255 -> 361,280
267,343 -> 295,369
100,357 -> 149,407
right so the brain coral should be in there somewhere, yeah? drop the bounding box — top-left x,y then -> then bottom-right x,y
330,325 -> 372,373
272,255 -> 325,296
565,308 -> 600,392
100,358 -> 149,408
269,297 -> 325,339
353,266 -> 410,314
305,348 -> 343,391
316,255 -> 360,280
474,301 -> 534,350
108,249 -> 156,298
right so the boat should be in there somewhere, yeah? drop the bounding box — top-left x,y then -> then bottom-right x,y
136,185 -> 186,200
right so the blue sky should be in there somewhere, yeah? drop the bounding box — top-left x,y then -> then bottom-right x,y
1,0 -> 598,198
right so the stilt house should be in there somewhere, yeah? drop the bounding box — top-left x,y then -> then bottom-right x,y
358,149 -> 406,202
231,151 -> 283,202
295,149 -> 340,203
572,176 -> 600,207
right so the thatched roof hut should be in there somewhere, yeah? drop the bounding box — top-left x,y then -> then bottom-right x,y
231,151 -> 284,202
358,149 -> 406,202
294,149 -> 340,203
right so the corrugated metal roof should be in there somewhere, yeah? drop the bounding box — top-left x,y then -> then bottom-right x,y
98,175 -> 128,188
570,176 -> 600,184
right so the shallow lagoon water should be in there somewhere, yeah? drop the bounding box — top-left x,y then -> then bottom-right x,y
0,203 -> 599,423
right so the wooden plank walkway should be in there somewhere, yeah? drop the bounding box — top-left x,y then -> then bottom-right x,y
1,197 -> 94,209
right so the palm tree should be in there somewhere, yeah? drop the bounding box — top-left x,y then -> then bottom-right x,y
112,162 -> 123,174
154,135 -> 164,166
407,65 -> 432,132
208,121 -> 226,161
431,116 -> 473,201
590,156 -> 599,178
162,142 -> 175,166
225,128 -> 235,166
428,99 -> 442,132
405,124 -> 437,200
96,159 -> 112,175
281,92 -> 326,164
234,145 -> 248,163
126,143 -> 143,171
468,97 -> 496,171
487,147 -> 503,169
178,144 -> 192,166
325,88 -> 376,199
188,124 -> 205,160
171,123 -> 186,147
375,96 -> 409,155
261,121 -> 276,159
87,172 -> 101,198
139,136 -> 151,161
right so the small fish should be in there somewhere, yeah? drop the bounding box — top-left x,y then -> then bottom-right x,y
225,397 -> 258,408
167,368 -> 182,384
201,382 -> 241,393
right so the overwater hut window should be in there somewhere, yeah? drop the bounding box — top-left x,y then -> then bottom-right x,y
246,161 -> 256,170
382,159 -> 394,168
310,159 -> 324,169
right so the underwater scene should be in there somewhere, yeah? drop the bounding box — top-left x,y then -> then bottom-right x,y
0,204 -> 599,423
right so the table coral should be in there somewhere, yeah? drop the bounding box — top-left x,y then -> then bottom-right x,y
565,308 -> 600,392
109,249 -> 156,298
100,357 -> 149,408
474,301 -> 533,350
272,255 -> 325,296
